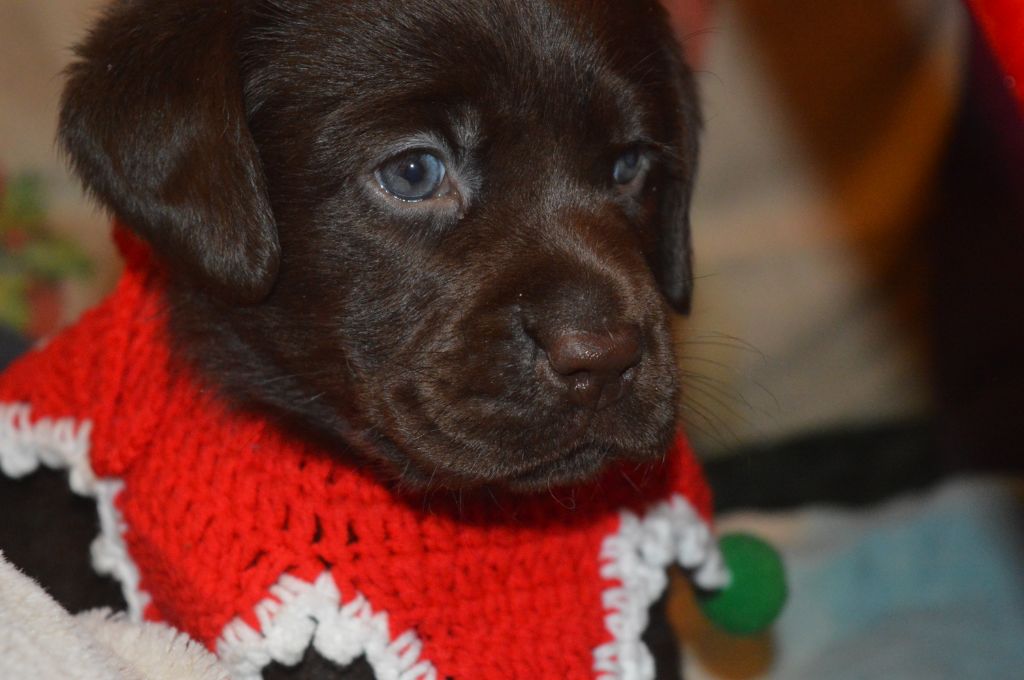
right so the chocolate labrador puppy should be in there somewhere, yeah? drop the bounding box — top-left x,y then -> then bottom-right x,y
1,0 -> 700,677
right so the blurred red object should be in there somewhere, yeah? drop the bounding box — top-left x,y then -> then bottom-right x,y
953,1 -> 1020,114
663,0 -> 711,65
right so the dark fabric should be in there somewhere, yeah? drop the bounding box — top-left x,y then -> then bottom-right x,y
264,651 -> 377,680
0,324 -> 28,372
925,25 -> 1024,474
645,590 -> 684,680
706,420 -> 946,512
0,466 -> 127,613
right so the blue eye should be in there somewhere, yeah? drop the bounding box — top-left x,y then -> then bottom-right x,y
376,151 -> 446,201
612,148 -> 645,185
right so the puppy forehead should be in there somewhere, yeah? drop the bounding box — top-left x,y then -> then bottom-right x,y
245,0 -> 668,134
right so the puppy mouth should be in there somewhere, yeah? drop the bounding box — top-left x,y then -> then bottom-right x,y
350,312 -> 680,492
373,435 -> 626,492
363,397 -> 675,493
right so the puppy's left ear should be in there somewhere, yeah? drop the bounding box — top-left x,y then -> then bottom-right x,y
58,1 -> 279,303
653,53 -> 702,315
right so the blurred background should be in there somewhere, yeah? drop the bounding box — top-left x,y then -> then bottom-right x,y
1,0 -> 1022,678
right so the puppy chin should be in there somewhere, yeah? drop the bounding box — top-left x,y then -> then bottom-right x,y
361,407 -> 677,494
499,444 -> 638,492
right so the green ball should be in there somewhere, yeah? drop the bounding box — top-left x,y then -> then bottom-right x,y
697,532 -> 787,636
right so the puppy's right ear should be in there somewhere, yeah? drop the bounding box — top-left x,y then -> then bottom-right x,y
59,1 -> 279,303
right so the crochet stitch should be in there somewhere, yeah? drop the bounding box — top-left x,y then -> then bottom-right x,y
0,229 -> 727,679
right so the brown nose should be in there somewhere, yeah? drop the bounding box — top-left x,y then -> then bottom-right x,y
544,325 -> 642,410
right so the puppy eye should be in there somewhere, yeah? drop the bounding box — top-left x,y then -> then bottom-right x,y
376,151 -> 447,201
612,148 -> 647,186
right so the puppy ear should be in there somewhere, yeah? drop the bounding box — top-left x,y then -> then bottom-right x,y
59,2 -> 279,303
654,56 -> 702,315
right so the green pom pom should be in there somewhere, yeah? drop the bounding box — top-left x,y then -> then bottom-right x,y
697,532 -> 787,636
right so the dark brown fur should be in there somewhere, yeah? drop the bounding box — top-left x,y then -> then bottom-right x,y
59,0 -> 699,494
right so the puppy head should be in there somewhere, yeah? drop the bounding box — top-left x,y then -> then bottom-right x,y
60,0 -> 701,492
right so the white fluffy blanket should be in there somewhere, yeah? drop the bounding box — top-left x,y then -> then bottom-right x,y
0,551 -> 227,680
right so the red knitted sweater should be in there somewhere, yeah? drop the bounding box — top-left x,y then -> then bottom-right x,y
0,231 -> 726,679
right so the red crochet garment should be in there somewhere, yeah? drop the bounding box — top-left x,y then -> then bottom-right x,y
0,231 -> 726,680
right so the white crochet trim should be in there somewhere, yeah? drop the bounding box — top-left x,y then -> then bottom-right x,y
594,493 -> 729,680
217,571 -> 437,680
0,402 -> 150,619
0,402 -> 92,485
